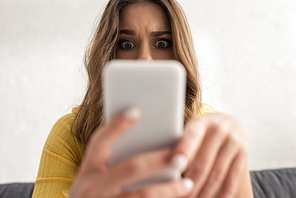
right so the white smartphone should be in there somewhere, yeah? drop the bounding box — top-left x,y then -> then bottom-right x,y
102,60 -> 186,191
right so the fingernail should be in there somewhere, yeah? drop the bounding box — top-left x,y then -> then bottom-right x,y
123,107 -> 141,120
182,178 -> 194,191
171,154 -> 188,171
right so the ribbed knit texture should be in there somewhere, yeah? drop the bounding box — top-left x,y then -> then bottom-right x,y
32,108 -> 84,198
32,105 -> 213,198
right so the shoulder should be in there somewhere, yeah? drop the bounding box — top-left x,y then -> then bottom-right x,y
33,107 -> 83,197
44,107 -> 84,165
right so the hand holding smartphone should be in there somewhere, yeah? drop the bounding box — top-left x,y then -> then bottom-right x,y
103,60 -> 186,191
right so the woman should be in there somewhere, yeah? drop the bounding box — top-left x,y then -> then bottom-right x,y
32,0 -> 253,197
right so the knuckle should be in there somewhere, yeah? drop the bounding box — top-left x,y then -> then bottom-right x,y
217,120 -> 230,133
230,138 -> 248,157
208,169 -> 224,186
227,134 -> 249,155
221,187 -> 236,198
187,116 -> 206,132
185,123 -> 199,138
240,145 -> 249,156
232,166 -> 242,178
211,123 -> 228,139
190,165 -> 206,178
228,174 -> 239,188
215,115 -> 235,132
228,135 -> 240,148
195,115 -> 206,124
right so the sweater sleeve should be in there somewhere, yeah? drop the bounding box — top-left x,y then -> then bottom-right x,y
32,110 -> 84,198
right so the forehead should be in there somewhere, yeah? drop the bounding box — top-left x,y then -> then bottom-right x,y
119,2 -> 171,31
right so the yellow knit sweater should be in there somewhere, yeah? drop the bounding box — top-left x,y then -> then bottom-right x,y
32,105 -> 213,198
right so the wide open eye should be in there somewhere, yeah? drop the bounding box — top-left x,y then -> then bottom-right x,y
119,41 -> 135,50
155,40 -> 170,49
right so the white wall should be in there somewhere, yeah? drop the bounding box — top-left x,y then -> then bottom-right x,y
0,0 -> 296,183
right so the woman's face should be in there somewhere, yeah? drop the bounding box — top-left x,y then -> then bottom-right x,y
115,2 -> 174,60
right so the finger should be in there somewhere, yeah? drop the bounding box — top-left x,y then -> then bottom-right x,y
218,150 -> 247,198
119,178 -> 194,198
198,136 -> 240,198
102,148 -> 172,191
172,115 -> 210,170
83,107 -> 141,171
186,123 -> 228,197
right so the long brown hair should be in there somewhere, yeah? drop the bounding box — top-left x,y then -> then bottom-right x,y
72,0 -> 202,147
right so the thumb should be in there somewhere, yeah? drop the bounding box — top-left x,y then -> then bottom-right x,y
82,107 -> 141,172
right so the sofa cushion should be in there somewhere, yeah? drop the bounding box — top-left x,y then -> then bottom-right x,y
251,168 -> 296,198
0,183 -> 34,198
1,168 -> 296,198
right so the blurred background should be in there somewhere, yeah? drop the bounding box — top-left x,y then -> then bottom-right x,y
1,0 -> 296,183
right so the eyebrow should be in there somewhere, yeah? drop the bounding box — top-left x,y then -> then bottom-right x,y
151,31 -> 172,37
119,29 -> 136,35
119,29 -> 172,37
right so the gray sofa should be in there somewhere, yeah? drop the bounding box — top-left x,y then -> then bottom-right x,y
250,168 -> 296,198
0,183 -> 34,198
0,168 -> 296,198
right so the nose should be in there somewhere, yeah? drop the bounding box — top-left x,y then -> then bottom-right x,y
137,41 -> 153,61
